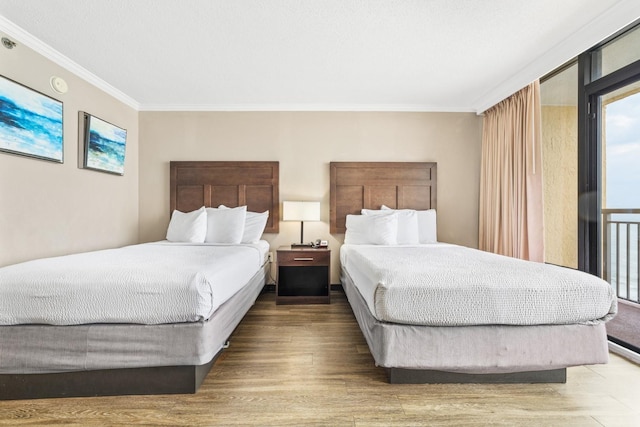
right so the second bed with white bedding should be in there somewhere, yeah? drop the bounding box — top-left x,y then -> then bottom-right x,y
341,243 -> 617,326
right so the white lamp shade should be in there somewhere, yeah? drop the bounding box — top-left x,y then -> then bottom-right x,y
282,201 -> 321,221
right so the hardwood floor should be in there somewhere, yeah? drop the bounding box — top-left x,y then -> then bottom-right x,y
1,290 -> 640,426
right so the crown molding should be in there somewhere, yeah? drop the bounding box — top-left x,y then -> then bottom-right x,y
0,15 -> 140,110
138,103 -> 476,113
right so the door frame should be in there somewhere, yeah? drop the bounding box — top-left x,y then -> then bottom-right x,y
578,45 -> 640,276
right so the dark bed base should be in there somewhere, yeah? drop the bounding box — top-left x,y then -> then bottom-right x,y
0,351 -> 220,400
386,367 -> 567,384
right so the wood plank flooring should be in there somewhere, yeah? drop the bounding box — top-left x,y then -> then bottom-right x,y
1,290 -> 640,426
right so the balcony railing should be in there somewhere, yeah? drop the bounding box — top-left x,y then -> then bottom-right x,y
603,208 -> 640,303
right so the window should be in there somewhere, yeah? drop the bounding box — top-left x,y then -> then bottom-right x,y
541,62 -> 578,268
591,24 -> 640,80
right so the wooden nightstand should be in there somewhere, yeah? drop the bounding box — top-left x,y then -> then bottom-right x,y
276,246 -> 330,305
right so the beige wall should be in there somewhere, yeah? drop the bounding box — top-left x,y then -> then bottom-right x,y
139,111 -> 482,282
541,106 -> 578,268
0,32 -> 139,267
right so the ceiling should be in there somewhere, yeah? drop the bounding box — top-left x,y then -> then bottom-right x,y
0,0 -> 639,113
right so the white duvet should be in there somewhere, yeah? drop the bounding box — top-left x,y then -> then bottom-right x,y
341,244 -> 617,326
0,241 -> 268,326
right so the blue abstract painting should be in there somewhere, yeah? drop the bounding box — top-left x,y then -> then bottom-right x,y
84,114 -> 127,175
0,75 -> 63,162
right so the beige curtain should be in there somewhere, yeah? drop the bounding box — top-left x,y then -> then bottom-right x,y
479,81 -> 544,262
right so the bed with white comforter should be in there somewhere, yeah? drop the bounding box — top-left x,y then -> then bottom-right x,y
0,161 -> 280,399
330,161 -> 615,383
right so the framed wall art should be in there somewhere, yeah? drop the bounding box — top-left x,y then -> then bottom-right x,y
0,74 -> 63,162
81,112 -> 127,175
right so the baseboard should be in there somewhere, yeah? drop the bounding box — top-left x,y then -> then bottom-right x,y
609,340 -> 640,365
264,284 -> 343,293
263,283 -> 276,292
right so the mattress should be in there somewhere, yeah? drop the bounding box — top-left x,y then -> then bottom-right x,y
0,241 -> 269,325
340,243 -> 617,326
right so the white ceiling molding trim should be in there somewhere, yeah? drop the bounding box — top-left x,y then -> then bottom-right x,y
0,15 -> 140,110
138,103 -> 476,113
472,0 -> 640,113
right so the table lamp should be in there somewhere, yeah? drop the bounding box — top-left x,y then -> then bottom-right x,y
282,201 -> 321,247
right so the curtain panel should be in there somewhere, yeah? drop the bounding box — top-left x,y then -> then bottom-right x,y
479,81 -> 544,262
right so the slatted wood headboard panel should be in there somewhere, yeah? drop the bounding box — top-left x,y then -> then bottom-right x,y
170,161 -> 279,233
330,162 -> 437,233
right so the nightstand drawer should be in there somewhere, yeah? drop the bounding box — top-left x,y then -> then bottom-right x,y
277,250 -> 330,266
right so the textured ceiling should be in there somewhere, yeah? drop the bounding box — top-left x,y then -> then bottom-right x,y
0,0 -> 639,112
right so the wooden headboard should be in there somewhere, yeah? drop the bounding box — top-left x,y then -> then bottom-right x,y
330,162 -> 437,233
170,161 -> 279,233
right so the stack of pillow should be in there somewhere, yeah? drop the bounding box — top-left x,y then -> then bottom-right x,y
344,206 -> 437,245
166,205 -> 269,244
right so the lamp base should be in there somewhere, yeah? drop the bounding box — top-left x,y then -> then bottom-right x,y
291,242 -> 313,248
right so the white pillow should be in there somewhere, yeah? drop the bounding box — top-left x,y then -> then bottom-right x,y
166,206 -> 207,243
205,205 -> 247,244
382,205 -> 437,243
344,213 -> 398,245
417,209 -> 437,243
362,208 -> 419,245
218,205 -> 269,243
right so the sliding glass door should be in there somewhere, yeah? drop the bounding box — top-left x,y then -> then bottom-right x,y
600,80 -> 640,303
578,22 -> 640,278
577,22 -> 640,352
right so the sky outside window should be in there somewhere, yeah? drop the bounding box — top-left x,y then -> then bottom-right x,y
605,88 -> 640,209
